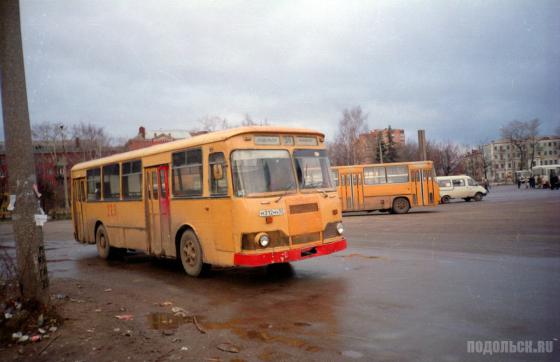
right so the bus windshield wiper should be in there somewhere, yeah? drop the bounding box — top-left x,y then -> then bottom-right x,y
274,190 -> 290,203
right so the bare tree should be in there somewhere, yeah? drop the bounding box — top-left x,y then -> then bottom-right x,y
500,118 -> 541,171
241,113 -> 256,126
197,115 -> 230,132
330,106 -> 368,165
72,121 -> 112,160
435,141 -> 465,176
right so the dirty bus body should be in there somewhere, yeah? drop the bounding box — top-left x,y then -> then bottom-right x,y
71,127 -> 346,276
332,161 -> 440,214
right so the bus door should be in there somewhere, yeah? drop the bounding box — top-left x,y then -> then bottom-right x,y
423,169 -> 435,205
413,169 -> 435,206
145,165 -> 171,256
72,178 -> 87,241
340,172 -> 364,210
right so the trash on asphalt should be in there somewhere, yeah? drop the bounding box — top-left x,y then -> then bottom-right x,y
115,314 -> 134,321
217,342 -> 240,353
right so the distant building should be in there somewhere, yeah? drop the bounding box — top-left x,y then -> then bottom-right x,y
358,128 -> 405,163
462,148 -> 487,182
483,136 -> 560,183
125,126 -> 192,151
0,139 -> 120,215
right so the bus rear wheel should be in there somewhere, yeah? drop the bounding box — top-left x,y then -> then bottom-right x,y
96,225 -> 119,260
392,197 -> 410,214
178,230 -> 210,277
440,195 -> 450,204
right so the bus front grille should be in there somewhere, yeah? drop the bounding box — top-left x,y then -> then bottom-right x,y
289,203 -> 319,214
292,232 -> 321,245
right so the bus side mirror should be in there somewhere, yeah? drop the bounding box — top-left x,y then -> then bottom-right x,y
212,164 -> 224,180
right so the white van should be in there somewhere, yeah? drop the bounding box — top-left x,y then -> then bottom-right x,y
436,175 -> 488,203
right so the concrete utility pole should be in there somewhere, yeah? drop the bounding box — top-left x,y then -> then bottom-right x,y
418,129 -> 427,161
0,0 -> 50,304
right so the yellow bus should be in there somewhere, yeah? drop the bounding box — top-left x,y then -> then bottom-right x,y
332,161 -> 440,214
71,127 -> 346,276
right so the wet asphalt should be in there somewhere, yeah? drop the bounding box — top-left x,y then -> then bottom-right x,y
1,185 -> 559,361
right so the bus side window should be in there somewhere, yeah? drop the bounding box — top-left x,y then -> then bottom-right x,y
102,164 -> 121,200
331,170 -> 339,186
122,160 -> 142,200
86,168 -> 101,201
209,152 -> 228,196
364,166 -> 386,185
172,148 -> 203,197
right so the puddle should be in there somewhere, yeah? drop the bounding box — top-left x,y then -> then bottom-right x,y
147,312 -> 192,330
204,318 -> 322,353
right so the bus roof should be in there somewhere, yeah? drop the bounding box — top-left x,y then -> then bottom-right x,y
332,160 -> 434,169
72,126 -> 324,172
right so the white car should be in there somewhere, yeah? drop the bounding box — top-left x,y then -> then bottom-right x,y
436,175 -> 488,203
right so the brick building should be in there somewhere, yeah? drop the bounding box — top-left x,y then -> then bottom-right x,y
358,128 -> 406,163
125,126 -> 192,151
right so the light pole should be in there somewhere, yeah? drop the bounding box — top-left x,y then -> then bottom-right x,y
0,0 -> 50,304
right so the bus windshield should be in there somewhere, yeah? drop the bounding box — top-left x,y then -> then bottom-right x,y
232,150 -> 297,196
293,149 -> 334,190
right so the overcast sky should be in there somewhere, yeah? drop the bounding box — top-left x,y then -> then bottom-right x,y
1,0 -> 559,145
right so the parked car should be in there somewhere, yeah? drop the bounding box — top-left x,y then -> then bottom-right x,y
436,175 -> 488,203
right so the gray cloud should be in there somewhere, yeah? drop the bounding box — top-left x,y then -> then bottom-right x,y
1,0 -> 558,145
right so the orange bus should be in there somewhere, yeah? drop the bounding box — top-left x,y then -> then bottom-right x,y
332,161 -> 440,214
71,127 -> 346,276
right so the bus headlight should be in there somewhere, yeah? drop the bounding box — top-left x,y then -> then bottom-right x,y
255,233 -> 270,247
336,223 -> 344,235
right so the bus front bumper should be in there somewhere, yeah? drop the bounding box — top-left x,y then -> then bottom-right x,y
233,238 -> 347,267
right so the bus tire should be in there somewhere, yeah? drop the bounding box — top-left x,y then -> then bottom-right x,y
392,197 -> 410,214
178,230 -> 210,277
96,224 -> 117,260
474,192 -> 483,201
440,195 -> 450,204
464,197 -> 472,202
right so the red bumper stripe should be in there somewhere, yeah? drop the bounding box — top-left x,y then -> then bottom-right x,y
234,238 -> 347,267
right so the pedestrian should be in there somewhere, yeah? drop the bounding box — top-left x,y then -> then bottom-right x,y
483,179 -> 490,192
551,172 -> 559,190
517,178 -> 521,189
529,175 -> 535,189
537,175 -> 542,189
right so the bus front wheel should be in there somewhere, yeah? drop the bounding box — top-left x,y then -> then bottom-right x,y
474,193 -> 483,201
179,230 -> 210,277
392,198 -> 410,214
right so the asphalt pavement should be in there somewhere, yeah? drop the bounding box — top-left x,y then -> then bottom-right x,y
1,185 -> 558,360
